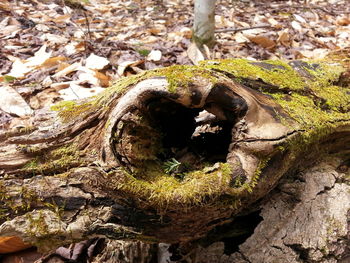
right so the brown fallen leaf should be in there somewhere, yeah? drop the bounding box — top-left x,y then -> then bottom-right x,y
52,14 -> 72,23
336,17 -> 350,26
94,71 -> 110,87
53,62 -> 81,79
41,56 -> 67,69
247,35 -> 276,49
56,62 -> 71,72
277,30 -> 291,47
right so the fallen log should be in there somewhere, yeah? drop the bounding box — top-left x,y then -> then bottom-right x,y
0,57 -> 349,253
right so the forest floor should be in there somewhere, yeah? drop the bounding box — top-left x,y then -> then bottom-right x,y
0,0 -> 350,129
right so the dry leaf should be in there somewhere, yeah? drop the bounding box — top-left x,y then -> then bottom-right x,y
187,42 -> 205,65
7,59 -> 32,78
77,69 -> 100,86
147,50 -> 162,61
298,48 -> 329,59
53,62 -> 81,79
27,45 -> 52,67
202,44 -> 212,60
94,71 -> 110,87
336,17 -> 350,26
277,30 -> 291,47
232,18 -> 250,27
56,62 -> 71,72
148,25 -> 166,35
267,17 -> 280,27
291,20 -> 302,31
8,45 -> 52,78
293,14 -> 307,24
53,14 -> 71,23
0,85 -> 33,117
233,32 -> 249,43
40,33 -> 68,45
42,76 -> 53,87
65,42 -> 78,55
85,53 -> 109,70
35,24 -> 50,32
117,60 -> 143,76
247,35 -> 276,49
59,82 -> 104,100
51,82 -> 71,90
180,27 -> 192,39
29,88 -> 60,109
41,57 -> 67,69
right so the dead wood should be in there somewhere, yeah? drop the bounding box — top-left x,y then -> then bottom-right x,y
0,58 -> 349,254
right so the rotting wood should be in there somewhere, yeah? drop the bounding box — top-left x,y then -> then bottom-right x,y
0,57 -> 349,252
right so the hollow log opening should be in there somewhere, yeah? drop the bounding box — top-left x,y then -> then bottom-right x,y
112,83 -> 248,176
147,100 -> 233,169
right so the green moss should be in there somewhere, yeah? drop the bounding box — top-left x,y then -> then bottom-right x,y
201,59 -> 348,127
23,159 -> 39,169
24,211 -> 65,252
202,59 -> 306,91
0,182 -> 40,221
4,126 -> 36,138
50,100 -> 95,123
21,144 -> 83,174
201,59 -> 349,155
246,157 -> 271,193
153,65 -> 216,93
115,163 -> 233,209
26,211 -> 49,236
49,58 -> 348,126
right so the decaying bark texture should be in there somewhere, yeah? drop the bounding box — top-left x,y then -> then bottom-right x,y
173,158 -> 350,263
0,57 -> 349,254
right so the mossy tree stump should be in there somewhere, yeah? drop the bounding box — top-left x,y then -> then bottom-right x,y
0,58 -> 349,252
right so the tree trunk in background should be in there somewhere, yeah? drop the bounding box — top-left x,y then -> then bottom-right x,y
0,56 -> 349,262
193,0 -> 216,48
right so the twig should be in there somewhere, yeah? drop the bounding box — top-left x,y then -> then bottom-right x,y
83,10 -> 92,39
215,25 -> 272,33
60,0 -> 92,57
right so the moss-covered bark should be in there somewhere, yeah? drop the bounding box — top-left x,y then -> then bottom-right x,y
0,58 -> 349,251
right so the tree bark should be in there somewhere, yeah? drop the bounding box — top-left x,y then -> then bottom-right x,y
171,158 -> 350,263
0,58 -> 349,259
193,0 -> 216,48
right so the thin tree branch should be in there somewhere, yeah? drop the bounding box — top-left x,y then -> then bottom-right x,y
215,25 -> 272,33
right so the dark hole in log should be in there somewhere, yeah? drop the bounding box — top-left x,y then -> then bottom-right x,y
221,210 -> 263,254
146,98 -> 234,172
113,83 -> 248,174
197,210 -> 263,255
